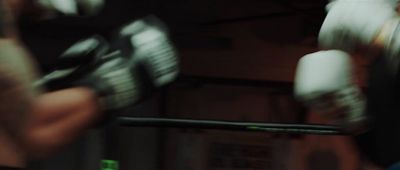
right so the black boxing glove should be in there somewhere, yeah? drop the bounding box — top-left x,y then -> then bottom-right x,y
34,35 -> 109,90
35,36 -> 143,111
37,21 -> 180,111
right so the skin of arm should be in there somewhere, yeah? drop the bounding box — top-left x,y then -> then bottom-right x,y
25,87 -> 102,159
373,21 -> 393,49
0,0 -> 105,166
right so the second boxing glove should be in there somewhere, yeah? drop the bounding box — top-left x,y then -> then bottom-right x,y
115,16 -> 179,88
319,0 -> 397,51
294,50 -> 368,132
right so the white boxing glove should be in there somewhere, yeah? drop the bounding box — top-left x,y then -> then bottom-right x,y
294,50 -> 367,132
319,0 -> 397,51
325,0 -> 398,11
118,16 -> 179,87
36,0 -> 104,16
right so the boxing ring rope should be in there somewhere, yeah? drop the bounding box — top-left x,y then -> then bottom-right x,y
115,117 -> 349,136
102,77 -> 348,169
102,117 -> 349,170
102,107 -> 348,169
100,117 -> 347,169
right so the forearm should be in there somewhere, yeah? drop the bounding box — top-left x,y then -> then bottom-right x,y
25,87 -> 101,158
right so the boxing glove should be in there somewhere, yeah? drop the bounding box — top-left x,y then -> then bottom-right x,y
320,0 -> 400,74
34,36 -> 109,89
294,50 -> 367,132
37,18 -> 180,111
36,0 -> 104,16
35,35 -> 141,111
114,16 -> 179,88
319,0 -> 397,51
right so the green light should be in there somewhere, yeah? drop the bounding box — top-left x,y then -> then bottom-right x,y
247,126 -> 261,130
101,160 -> 119,170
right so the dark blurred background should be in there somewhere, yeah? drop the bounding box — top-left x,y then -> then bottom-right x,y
20,0 -> 379,170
